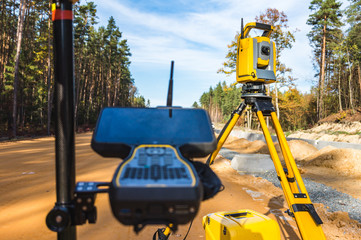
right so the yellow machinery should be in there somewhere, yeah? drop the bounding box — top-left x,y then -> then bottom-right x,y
236,22 -> 276,84
203,210 -> 281,240
204,21 -> 326,240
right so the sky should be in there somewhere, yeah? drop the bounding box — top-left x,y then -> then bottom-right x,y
93,0 -> 349,107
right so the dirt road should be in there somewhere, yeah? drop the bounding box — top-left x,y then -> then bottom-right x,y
0,133 -> 359,239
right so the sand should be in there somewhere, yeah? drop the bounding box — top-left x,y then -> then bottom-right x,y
224,136 -> 361,200
289,122 -> 361,144
1,132 -> 361,239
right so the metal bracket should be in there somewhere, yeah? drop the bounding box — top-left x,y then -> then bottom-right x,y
73,182 -> 110,225
253,98 -> 275,116
293,193 -> 307,198
277,175 -> 296,183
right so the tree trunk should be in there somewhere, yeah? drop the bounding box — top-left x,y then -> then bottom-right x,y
0,1 -> 7,88
107,68 -> 112,107
348,67 -> 354,113
357,63 -> 361,99
338,61 -> 342,112
47,1 -> 52,135
346,45 -> 355,113
113,73 -> 119,106
275,83 -> 280,119
12,0 -> 26,138
319,19 -> 327,120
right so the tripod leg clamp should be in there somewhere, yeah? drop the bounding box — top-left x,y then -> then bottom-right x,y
292,204 -> 323,225
153,228 -> 170,240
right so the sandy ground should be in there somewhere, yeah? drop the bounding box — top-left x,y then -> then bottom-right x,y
1,132 -> 361,239
289,122 -> 361,144
223,136 -> 361,200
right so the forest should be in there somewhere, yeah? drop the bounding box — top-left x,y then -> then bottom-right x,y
197,1 -> 361,131
0,1 -> 146,139
1,1 -> 361,138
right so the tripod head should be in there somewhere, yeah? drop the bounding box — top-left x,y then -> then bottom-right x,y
236,21 -> 276,85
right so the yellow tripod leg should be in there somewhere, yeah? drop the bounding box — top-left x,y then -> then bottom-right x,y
271,112 -> 306,193
207,112 -> 240,165
258,111 -> 326,240
206,102 -> 246,165
257,111 -> 293,208
163,224 -> 172,237
270,112 -> 326,239
155,224 -> 172,239
271,114 -> 299,193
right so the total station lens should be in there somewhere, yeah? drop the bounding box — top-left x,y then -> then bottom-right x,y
261,46 -> 270,56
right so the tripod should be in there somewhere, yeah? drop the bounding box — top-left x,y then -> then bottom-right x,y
206,82 -> 326,240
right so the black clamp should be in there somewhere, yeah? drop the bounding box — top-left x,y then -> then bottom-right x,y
277,168 -> 295,183
46,203 -> 73,232
252,98 -> 275,116
73,182 -> 110,225
277,175 -> 295,183
292,204 -> 323,225
46,182 -> 110,232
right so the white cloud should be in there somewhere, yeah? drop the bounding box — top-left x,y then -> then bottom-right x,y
97,0 -> 326,106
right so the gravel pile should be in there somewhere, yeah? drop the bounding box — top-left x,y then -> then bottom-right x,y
219,148 -> 361,223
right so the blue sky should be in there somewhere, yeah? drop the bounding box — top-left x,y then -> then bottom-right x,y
94,0 -> 349,107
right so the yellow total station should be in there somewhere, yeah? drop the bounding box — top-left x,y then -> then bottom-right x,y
236,22 -> 276,84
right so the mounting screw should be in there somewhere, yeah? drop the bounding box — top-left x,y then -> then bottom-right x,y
168,207 -> 174,213
46,206 -> 71,232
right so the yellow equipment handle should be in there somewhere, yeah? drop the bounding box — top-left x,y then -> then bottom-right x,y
242,22 -> 274,39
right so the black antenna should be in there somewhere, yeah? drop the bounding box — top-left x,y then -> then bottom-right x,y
166,61 -> 174,118
241,18 -> 244,39
167,61 -> 174,107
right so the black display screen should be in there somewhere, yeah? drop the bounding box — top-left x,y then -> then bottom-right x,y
93,107 -> 214,146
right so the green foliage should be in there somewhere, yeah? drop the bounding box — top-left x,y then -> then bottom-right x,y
200,82 -> 242,122
217,34 -> 238,75
131,95 -> 145,108
199,82 -> 318,131
0,0 -> 141,137
307,0 -> 344,120
192,101 -> 200,108
346,1 -> 361,63
307,0 -> 343,56
278,88 -> 312,130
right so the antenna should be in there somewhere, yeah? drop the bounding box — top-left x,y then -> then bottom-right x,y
166,61 -> 174,118
241,18 -> 244,39
167,61 -> 174,107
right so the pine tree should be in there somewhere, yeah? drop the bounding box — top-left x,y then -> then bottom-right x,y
0,1 -> 139,138
307,0 -> 343,120
12,0 -> 27,138
346,0 -> 361,100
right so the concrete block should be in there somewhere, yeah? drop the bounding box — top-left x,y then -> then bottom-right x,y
231,154 -> 274,173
